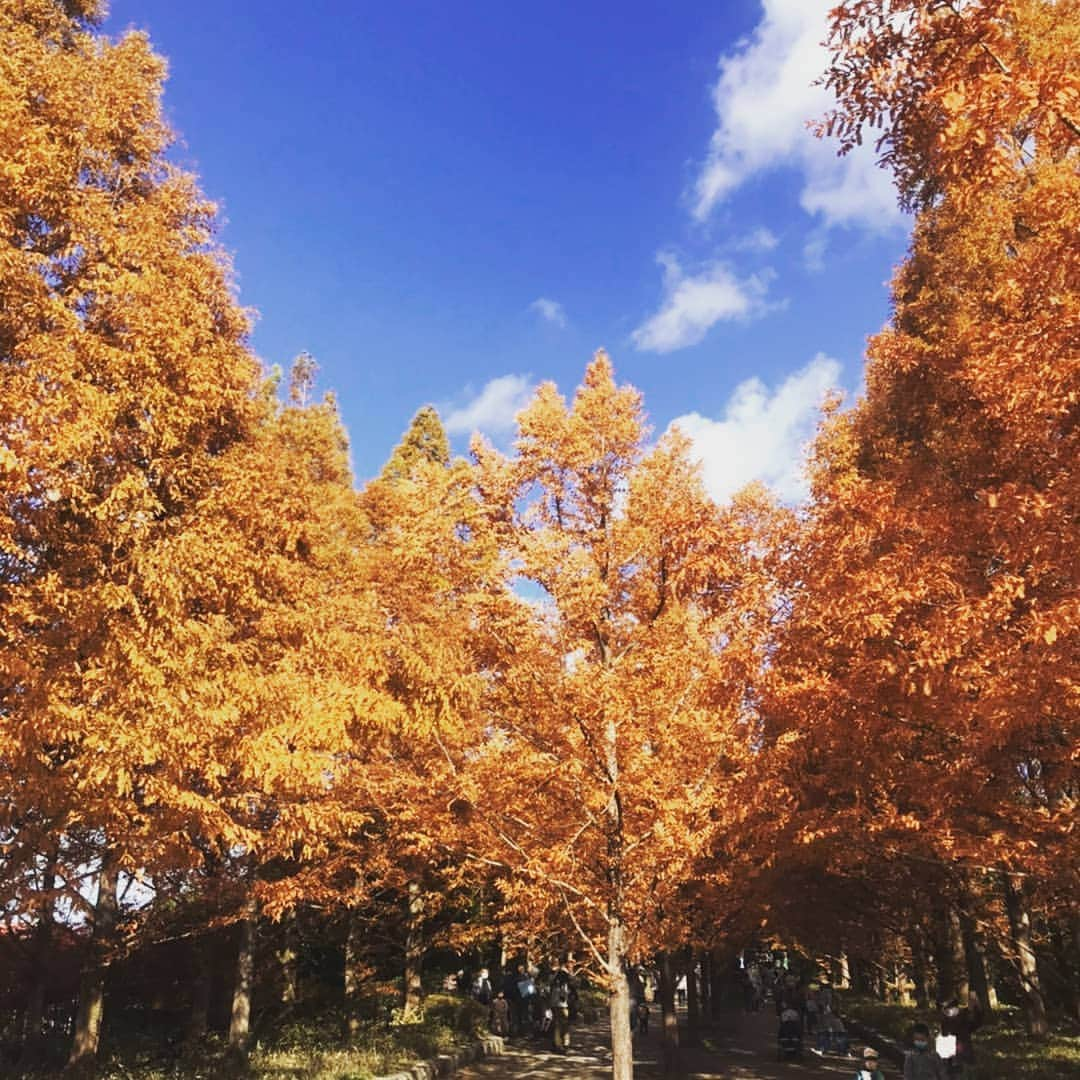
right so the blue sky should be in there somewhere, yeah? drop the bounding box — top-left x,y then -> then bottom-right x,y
105,0 -> 910,499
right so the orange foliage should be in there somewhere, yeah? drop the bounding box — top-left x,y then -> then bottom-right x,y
765,0 -> 1079,901
440,354 -> 783,1078
0,0 -> 262,913
820,0 -> 1080,211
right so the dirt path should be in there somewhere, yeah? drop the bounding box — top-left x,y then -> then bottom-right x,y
458,1008 -> 896,1079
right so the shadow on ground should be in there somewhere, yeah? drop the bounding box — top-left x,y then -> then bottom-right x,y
459,1008 -> 895,1079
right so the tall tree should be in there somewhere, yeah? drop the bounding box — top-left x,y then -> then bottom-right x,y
0,2 -> 393,1062
762,0 -> 1078,1036
446,353 -> 781,1080
0,0 -> 264,1062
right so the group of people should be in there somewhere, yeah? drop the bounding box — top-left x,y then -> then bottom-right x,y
902,996 -> 983,1079
769,970 -> 852,1056
460,959 -> 658,1054
462,962 -> 579,1053
855,995 -> 983,1080
765,966 -> 982,1079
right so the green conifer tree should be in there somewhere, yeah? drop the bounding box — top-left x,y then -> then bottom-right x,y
380,406 -> 451,482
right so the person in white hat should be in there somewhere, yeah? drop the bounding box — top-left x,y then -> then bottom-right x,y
855,1044 -> 886,1080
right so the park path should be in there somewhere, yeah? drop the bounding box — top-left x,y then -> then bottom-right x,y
458,1008 -> 896,1079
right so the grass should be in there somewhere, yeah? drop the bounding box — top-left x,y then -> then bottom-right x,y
11,994 -> 494,1080
842,995 -> 1080,1080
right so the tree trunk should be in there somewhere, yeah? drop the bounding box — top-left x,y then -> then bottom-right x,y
685,950 -> 700,1044
961,907 -> 994,1020
1069,911 -> 1080,1021
67,858 -> 120,1069
948,905 -> 970,1003
344,907 -> 365,1037
228,892 -> 259,1056
902,924 -> 928,1006
602,697 -> 634,1080
1047,913 -> 1080,1021
1003,873 -> 1048,1038
895,960 -> 912,1005
187,937 -> 213,1046
699,952 -> 711,1020
1065,910 -> 1080,1021
931,901 -> 962,1004
608,920 -> 633,1080
837,951 -> 851,990
402,881 -> 424,1017
23,854 -> 58,1058
709,949 -> 724,1018
658,950 -> 680,1074
277,915 -> 299,1008
23,957 -> 48,1057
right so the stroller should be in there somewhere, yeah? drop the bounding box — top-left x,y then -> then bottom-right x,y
777,1007 -> 803,1061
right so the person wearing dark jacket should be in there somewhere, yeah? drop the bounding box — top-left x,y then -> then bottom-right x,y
940,996 -> 982,1075
776,973 -> 805,1029
473,967 -> 492,1006
904,1022 -> 947,1080
501,970 -> 522,1034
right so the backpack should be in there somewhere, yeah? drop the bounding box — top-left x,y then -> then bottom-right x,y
552,979 -> 570,1008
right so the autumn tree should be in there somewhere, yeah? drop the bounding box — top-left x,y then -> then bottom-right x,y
342,406 -> 500,1021
0,0 -> 269,1063
761,0 -> 1078,1037
0,2 -> 395,1064
438,353 -> 783,1080
157,360 -> 396,1059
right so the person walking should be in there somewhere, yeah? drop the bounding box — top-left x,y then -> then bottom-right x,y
940,995 -> 982,1076
904,1023 -> 947,1080
473,967 -> 492,1007
748,964 -> 764,1011
500,968 -> 520,1035
549,967 -> 573,1054
818,976 -> 834,1014
513,964 -> 535,1036
805,983 -> 821,1034
855,1046 -> 886,1080
816,1006 -> 850,1055
776,973 -> 805,1030
635,1000 -> 650,1036
489,991 -> 510,1037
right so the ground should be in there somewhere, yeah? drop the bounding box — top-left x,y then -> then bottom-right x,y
458,1008 -> 880,1079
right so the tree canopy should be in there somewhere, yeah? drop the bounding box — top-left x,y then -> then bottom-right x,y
1,0 -> 1076,1073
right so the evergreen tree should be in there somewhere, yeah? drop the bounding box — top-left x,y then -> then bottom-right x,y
380,406 -> 451,482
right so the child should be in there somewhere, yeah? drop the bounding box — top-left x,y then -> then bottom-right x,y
904,1022 -> 947,1080
855,1045 -> 885,1080
816,1007 -> 849,1055
489,990 -> 510,1036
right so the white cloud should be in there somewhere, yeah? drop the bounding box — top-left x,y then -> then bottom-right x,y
530,297 -> 567,328
670,353 -> 841,504
693,0 -> 902,231
444,374 -> 535,436
803,230 -> 828,273
632,252 -> 774,354
731,226 -> 780,253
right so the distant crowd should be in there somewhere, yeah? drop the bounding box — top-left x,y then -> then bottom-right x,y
749,961 -> 984,1079
445,961 -> 581,1054
444,960 -> 659,1055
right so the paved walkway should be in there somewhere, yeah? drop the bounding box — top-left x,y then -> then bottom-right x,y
459,1009 -> 896,1079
